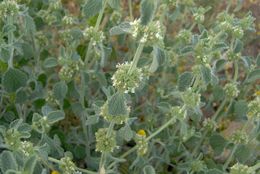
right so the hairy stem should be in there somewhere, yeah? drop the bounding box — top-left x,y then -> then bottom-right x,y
128,42 -> 145,74
7,16 -> 14,68
223,144 -> 238,170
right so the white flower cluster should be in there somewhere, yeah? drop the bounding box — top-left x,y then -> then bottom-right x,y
112,61 -> 144,93
62,15 -> 74,25
130,19 -> 164,45
83,26 -> 105,46
230,163 -> 255,174
0,0 -> 19,18
60,156 -> 77,174
20,141 -> 34,157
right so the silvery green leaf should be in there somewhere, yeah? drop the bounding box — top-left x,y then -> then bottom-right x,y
24,15 -> 36,33
178,72 -> 193,91
149,47 -> 165,73
23,155 -> 37,174
83,0 -> 103,18
234,145 -> 252,163
200,65 -> 211,85
234,100 -> 248,119
209,133 -> 227,155
110,22 -> 132,36
108,92 -> 128,116
108,0 -> 120,10
143,165 -> 156,174
118,124 -> 133,141
140,0 -> 156,25
3,68 -> 28,93
246,69 -> 260,83
86,115 -> 99,125
256,53 -> 260,66
206,169 -> 223,174
47,110 -> 65,124
0,151 -> 18,172
234,39 -> 243,53
41,105 -> 54,116
43,57 -> 58,68
53,81 -> 68,101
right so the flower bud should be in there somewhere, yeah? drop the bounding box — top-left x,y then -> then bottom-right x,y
100,102 -> 130,124
190,160 -> 206,172
19,141 -> 34,157
60,156 -> 77,174
203,118 -> 217,132
135,131 -> 148,156
224,83 -> 239,98
83,26 -> 105,46
247,97 -> 260,119
182,88 -> 201,108
230,163 -> 255,174
95,128 -> 117,153
231,130 -> 249,144
0,0 -> 19,18
112,62 -> 144,93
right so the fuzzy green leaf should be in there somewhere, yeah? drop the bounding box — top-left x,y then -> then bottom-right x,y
43,57 -> 58,68
140,0 -> 156,25
47,110 -> 65,124
108,0 -> 120,9
178,72 -> 193,91
143,165 -> 156,174
3,68 -> 28,93
53,81 -> 68,100
0,151 -> 18,172
83,0 -> 103,18
246,69 -> 260,83
118,124 -> 133,141
23,155 -> 37,174
200,65 -> 211,85
108,92 -> 128,116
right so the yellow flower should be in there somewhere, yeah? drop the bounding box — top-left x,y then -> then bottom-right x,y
51,171 -> 60,174
255,90 -> 260,96
137,129 -> 146,137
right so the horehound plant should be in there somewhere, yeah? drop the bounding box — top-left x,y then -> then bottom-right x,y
0,0 -> 259,174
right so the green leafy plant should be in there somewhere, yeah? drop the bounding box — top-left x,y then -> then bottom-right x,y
0,0 -> 259,174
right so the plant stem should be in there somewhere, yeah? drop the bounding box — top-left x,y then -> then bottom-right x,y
98,123 -> 115,173
192,98 -> 228,156
108,116 -> 176,169
48,157 -> 97,174
128,43 -> 145,74
223,144 -> 238,170
7,16 -> 14,68
95,0 -> 108,31
233,60 -> 239,82
85,0 -> 108,65
128,0 -> 133,21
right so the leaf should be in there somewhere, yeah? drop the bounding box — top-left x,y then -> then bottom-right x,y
118,124 -> 133,141
108,0 -> 120,10
213,42 -> 228,50
246,69 -> 260,83
178,72 -> 193,91
3,68 -> 28,93
149,47 -> 165,73
83,0 -> 103,18
206,169 -> 223,174
108,92 -> 128,116
24,15 -> 36,33
110,22 -> 132,36
23,155 -> 37,174
234,145 -> 252,163
256,53 -> 260,66
180,45 -> 193,55
47,110 -> 65,124
143,165 -> 156,174
86,115 -> 99,125
0,151 -> 18,172
53,81 -> 68,100
209,133 -> 227,155
200,65 -> 211,85
234,100 -> 248,119
43,57 -> 58,68
140,0 -> 156,25
234,39 -> 243,53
